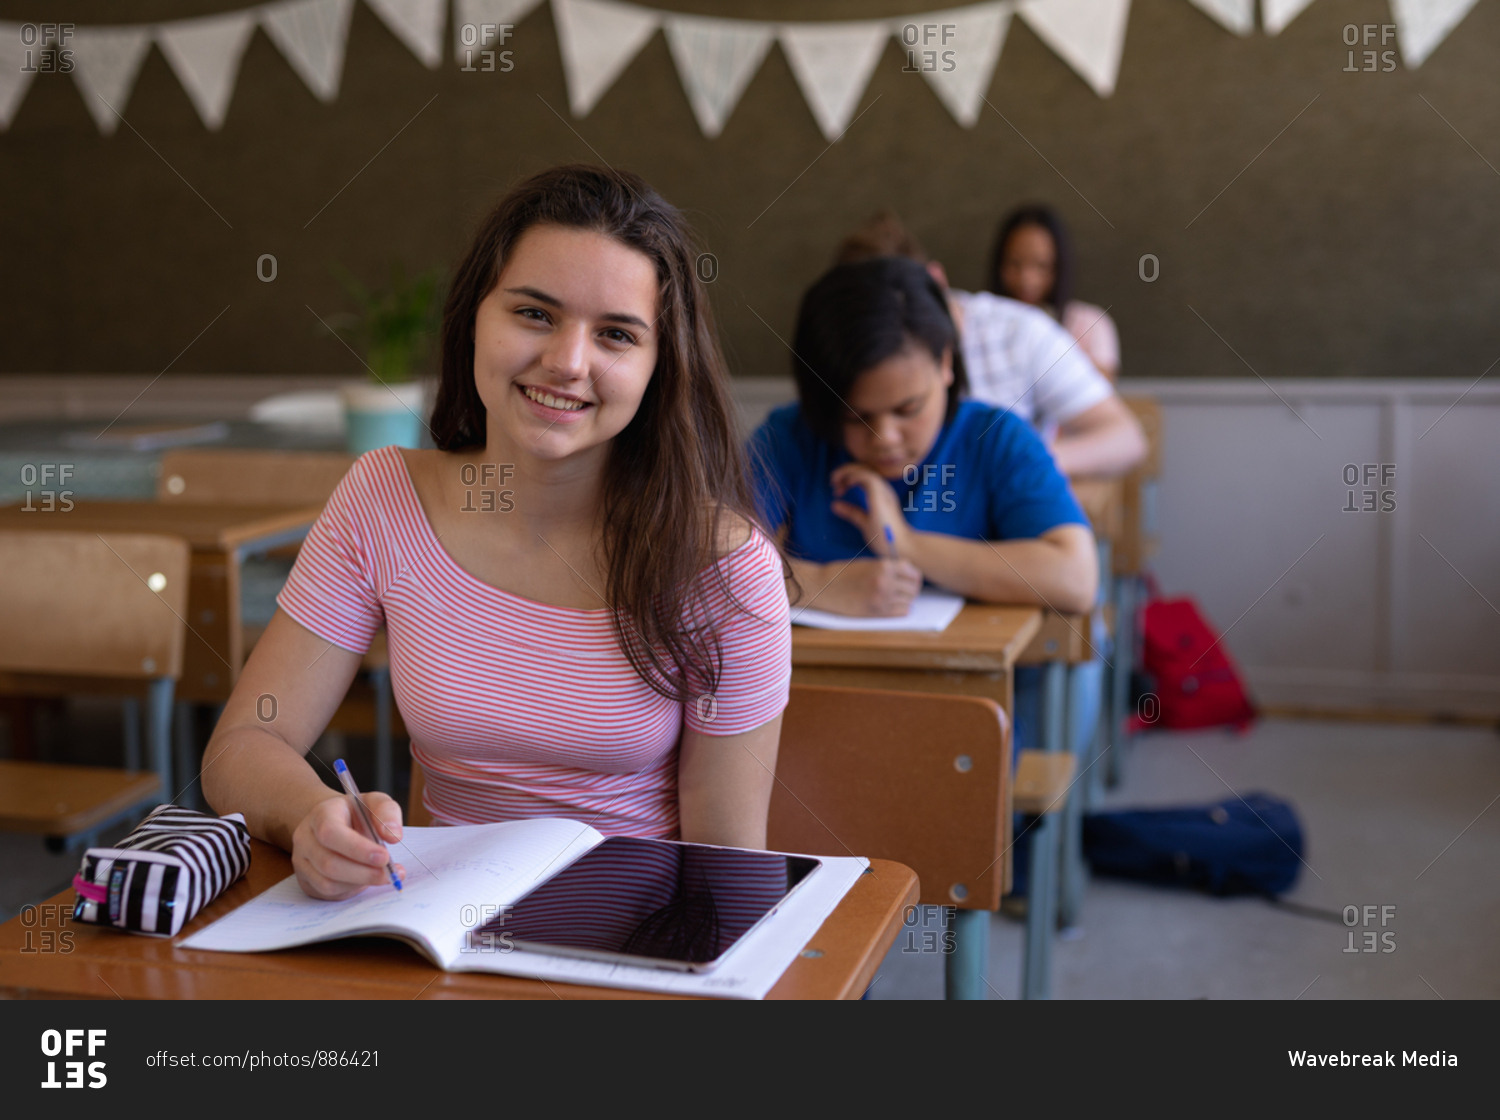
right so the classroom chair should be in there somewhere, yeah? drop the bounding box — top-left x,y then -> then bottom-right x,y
0,529 -> 188,850
154,449 -> 400,796
768,684 -> 1074,1000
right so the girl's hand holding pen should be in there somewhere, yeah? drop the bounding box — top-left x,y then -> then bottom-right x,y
820,462 -> 923,616
290,789 -> 406,901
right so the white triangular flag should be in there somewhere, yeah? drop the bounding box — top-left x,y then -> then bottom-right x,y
453,0 -> 543,59
1262,0 -> 1316,34
892,2 -> 1010,128
778,21 -> 889,141
70,26 -> 153,135
664,14 -> 773,138
1188,0 -> 1254,35
1017,0 -> 1131,96
366,0 -> 445,68
553,0 -> 661,117
1391,0 -> 1479,67
156,10 -> 258,130
0,24 -> 39,129
261,0 -> 356,102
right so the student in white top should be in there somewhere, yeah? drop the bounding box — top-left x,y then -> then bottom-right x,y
835,211 -> 1145,479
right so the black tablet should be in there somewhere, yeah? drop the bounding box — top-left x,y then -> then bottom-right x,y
468,837 -> 823,973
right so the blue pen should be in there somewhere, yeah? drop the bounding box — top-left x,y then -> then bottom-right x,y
883,523 -> 898,560
334,759 -> 403,891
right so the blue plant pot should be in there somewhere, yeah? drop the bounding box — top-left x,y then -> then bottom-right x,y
342,383 -> 425,455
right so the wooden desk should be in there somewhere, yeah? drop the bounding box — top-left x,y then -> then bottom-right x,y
0,841 -> 916,1000
0,500 -> 321,704
791,603 -> 1042,719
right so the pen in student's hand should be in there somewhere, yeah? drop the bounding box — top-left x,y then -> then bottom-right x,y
333,758 -> 403,891
884,523 -> 898,560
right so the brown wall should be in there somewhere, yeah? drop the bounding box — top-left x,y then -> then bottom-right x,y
3,0 -> 1498,382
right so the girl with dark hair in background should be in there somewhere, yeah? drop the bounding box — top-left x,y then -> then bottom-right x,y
748,255 -> 1096,622
204,165 -> 791,900
989,203 -> 1121,381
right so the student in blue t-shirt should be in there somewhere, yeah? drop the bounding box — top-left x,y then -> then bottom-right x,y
749,255 -> 1098,622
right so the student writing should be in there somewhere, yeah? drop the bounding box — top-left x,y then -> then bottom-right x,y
747,255 -> 1097,621
202,165 -> 792,900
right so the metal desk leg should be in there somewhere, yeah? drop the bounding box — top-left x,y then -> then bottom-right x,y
371,666 -> 393,795
1041,659 -> 1066,755
1106,575 -> 1137,788
145,678 -> 175,805
1058,661 -> 1098,929
121,697 -> 141,772
945,908 -> 990,1000
173,701 -> 200,810
1021,811 -> 1059,999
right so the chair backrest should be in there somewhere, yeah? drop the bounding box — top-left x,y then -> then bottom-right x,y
769,684 -> 1011,911
157,449 -> 354,507
0,530 -> 189,680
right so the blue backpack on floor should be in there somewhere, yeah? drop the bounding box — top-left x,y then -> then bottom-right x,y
1081,793 -> 1304,897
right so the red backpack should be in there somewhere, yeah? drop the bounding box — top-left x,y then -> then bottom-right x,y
1131,580 -> 1256,732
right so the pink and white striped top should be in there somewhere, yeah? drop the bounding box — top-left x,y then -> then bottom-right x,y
276,446 -> 792,839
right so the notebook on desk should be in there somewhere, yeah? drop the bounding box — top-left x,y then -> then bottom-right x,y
180,818 -> 864,999
791,589 -> 965,632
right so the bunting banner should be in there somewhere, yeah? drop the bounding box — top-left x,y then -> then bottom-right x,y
1017,0 -> 1132,97
367,0 -> 447,68
897,2 -> 1011,129
1189,0 -> 1255,35
0,0 -> 1488,137
778,19 -> 890,141
155,9 -> 258,130
261,0 -> 356,103
1261,0 -> 1316,35
553,0 -> 661,117
1390,0 -> 1481,67
663,14 -> 774,138
69,26 -> 153,134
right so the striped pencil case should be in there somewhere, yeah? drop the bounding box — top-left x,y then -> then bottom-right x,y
71,805 -> 251,937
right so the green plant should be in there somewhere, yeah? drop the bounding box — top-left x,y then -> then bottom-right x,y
329,262 -> 443,384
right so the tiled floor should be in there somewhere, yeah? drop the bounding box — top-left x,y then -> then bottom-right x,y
868,717 -> 1500,999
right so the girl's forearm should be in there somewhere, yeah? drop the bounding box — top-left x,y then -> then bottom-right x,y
904,531 -> 1097,613
202,726 -> 342,852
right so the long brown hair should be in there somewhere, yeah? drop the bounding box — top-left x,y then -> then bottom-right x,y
431,164 -> 770,704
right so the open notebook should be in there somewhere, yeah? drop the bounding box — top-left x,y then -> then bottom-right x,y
791,588 -> 966,632
180,818 -> 865,999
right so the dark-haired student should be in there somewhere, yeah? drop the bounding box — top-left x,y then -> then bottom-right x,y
203,165 -> 791,900
748,255 -> 1096,628
836,211 -> 1144,479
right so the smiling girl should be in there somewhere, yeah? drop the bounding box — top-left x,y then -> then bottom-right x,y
203,166 -> 791,900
